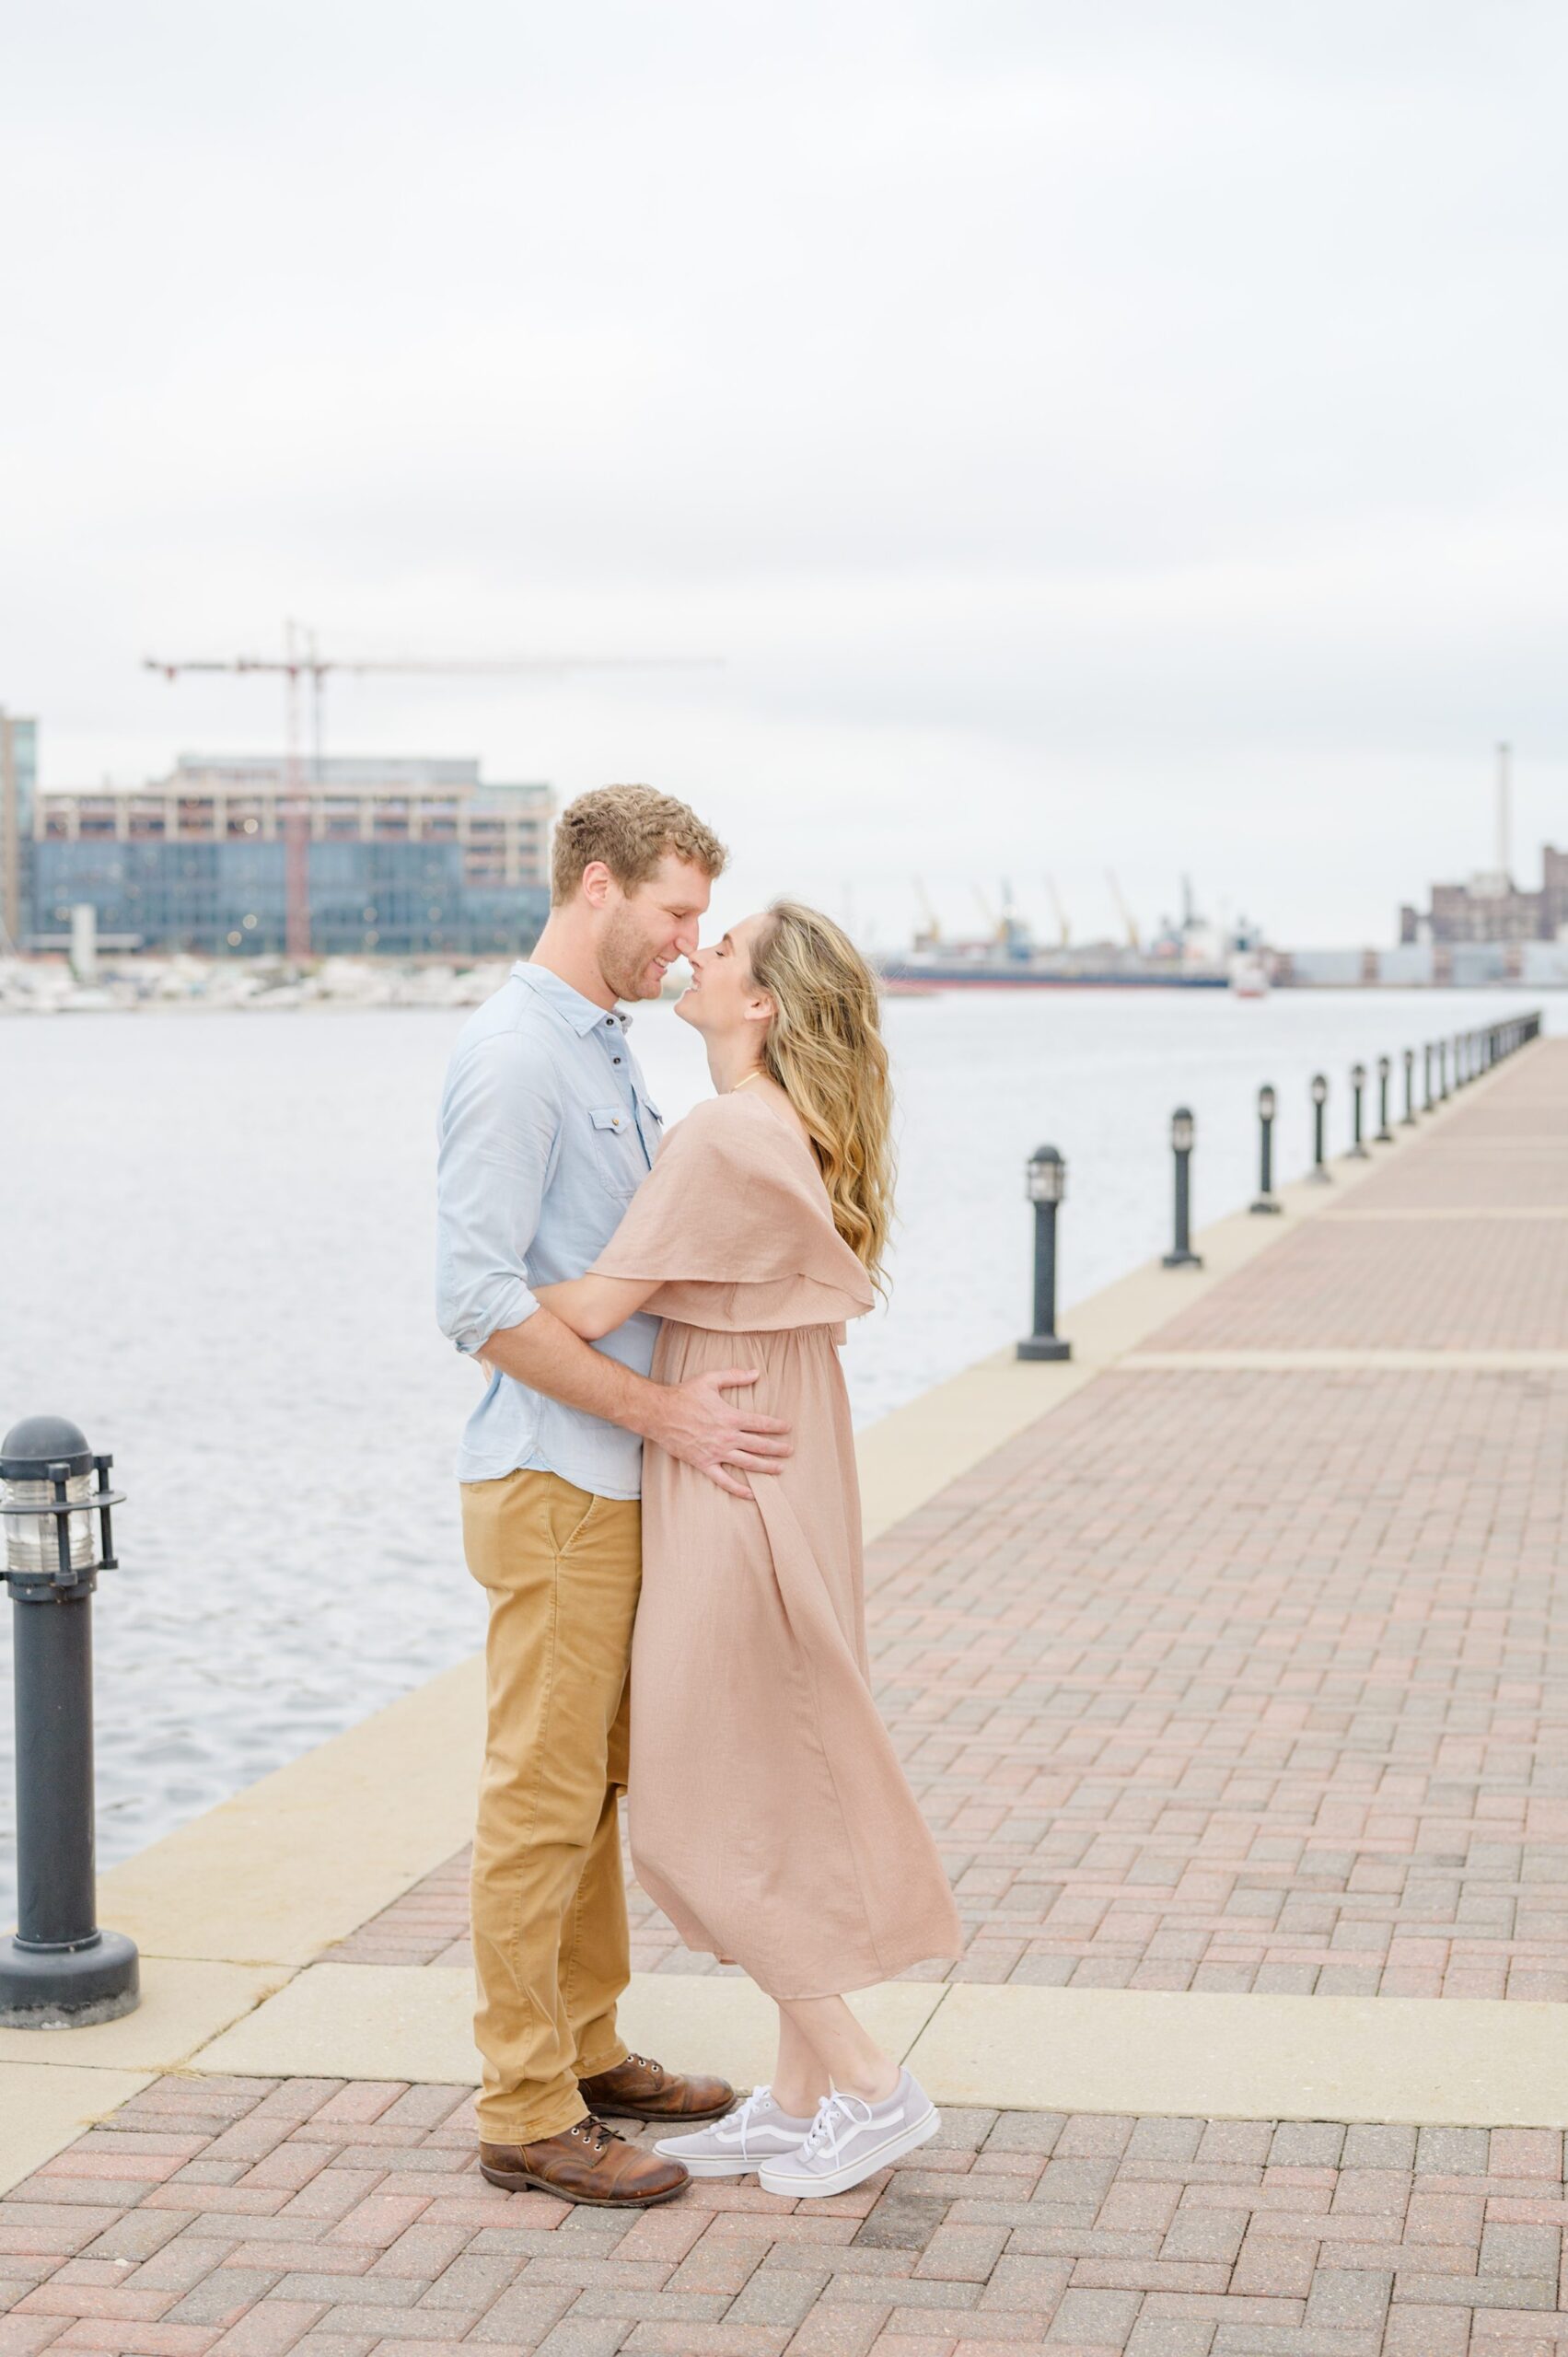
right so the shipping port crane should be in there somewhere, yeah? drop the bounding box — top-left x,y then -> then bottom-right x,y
1105,868 -> 1141,952
145,621 -> 721,958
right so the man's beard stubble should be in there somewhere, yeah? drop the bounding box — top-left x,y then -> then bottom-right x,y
597,903 -> 663,1003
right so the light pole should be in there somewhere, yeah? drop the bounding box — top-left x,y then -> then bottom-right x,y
1375,1054 -> 1394,1144
1163,1108 -> 1202,1267
1401,1047 -> 1416,1126
1250,1084 -> 1282,1214
1349,1062 -> 1370,1158
0,1417 -> 138,2026
1439,1039 -> 1449,1101
1018,1145 -> 1071,1361
1309,1073 -> 1330,1182
1423,1042 -> 1434,1113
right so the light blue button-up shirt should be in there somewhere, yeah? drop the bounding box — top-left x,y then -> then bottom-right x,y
436,962 -> 664,1498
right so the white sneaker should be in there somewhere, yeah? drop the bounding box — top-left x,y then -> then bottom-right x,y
653,2085 -> 817,2177
757,2070 -> 939,2199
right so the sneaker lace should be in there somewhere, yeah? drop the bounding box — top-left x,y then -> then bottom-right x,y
724,2084 -> 775,2160
798,2087 -> 873,2165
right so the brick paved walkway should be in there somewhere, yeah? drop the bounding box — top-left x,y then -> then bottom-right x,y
342,1047 -> 1568,2003
345,1354 -> 1568,2002
8,1039 -> 1568,2356
7,2072 -> 1568,2355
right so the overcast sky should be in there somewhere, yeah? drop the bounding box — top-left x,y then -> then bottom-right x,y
4,0 -> 1567,949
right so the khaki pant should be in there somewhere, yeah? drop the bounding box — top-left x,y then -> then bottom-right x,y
461,1469 -> 643,2143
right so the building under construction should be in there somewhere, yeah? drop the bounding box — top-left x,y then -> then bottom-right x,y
24,753 -> 552,958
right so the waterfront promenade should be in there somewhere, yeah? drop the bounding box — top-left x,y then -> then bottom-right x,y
5,1038 -> 1568,2353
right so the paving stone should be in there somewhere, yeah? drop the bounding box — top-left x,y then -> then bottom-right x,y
1302,2267 -> 1391,2328
856,2200 -> 952,2253
1044,2285 -> 1141,2343
1124,2324 -> 1217,2357
1479,2221 -> 1561,2276
1415,2128 -> 1492,2177
912,2229 -> 1005,2284
1339,2128 -> 1416,2172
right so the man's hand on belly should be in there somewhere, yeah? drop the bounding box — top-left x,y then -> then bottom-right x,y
644,1368 -> 792,1500
477,1312 -> 790,1498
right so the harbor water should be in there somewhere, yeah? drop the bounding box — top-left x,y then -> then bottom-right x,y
0,985 -> 1544,1922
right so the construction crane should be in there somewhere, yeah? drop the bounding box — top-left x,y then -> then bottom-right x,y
912,878 -> 942,952
971,884 -> 1001,945
145,621 -> 721,958
1105,868 -> 1141,952
1043,873 -> 1070,949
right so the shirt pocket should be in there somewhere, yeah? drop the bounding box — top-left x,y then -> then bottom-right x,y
588,1104 -> 642,1201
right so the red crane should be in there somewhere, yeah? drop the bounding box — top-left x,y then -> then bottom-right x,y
145,621 -> 721,958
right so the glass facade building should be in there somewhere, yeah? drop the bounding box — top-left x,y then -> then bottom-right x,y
27,754 -> 552,958
1,709 -> 38,948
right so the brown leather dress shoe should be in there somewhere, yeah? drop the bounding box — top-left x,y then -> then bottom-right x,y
577,2049 -> 736,2124
479,2117 -> 688,2206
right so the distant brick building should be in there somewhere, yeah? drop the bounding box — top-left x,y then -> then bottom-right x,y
1402,846 -> 1568,946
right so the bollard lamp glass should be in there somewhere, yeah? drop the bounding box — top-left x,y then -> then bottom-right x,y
3,1473 -> 99,1580
1171,1108 -> 1195,1152
1026,1144 -> 1066,1204
1352,1062 -> 1365,1089
1311,1073 -> 1328,1106
1259,1085 -> 1276,1120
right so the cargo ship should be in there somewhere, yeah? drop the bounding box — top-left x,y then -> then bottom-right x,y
876,878 -> 1271,993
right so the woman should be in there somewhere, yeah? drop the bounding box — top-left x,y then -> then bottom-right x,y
532,900 -> 960,2199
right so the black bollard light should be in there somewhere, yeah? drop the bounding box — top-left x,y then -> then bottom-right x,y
1309,1072 -> 1331,1182
1375,1054 -> 1394,1144
1163,1107 -> 1202,1267
0,1417 -> 138,2026
1423,1041 -> 1434,1112
1401,1046 -> 1416,1127
1250,1084 -> 1282,1214
1439,1039 -> 1449,1100
1348,1062 -> 1370,1158
1017,1145 -> 1071,1361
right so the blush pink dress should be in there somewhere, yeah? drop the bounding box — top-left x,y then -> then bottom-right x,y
591,1090 -> 961,2000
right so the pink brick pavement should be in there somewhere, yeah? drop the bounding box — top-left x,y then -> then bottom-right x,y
8,1034 -> 1568,2356
6,2073 -> 1568,2355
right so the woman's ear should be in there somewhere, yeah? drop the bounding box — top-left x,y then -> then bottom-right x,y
743,989 -> 775,1029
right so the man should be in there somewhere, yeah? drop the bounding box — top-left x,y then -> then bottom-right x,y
436,785 -> 789,2208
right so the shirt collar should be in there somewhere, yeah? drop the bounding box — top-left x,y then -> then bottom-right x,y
511,960 -> 631,1036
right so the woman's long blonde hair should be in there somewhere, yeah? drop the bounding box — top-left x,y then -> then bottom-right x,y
749,900 -> 894,1290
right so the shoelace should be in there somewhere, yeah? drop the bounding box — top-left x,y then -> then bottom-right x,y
798,2087 -> 874,2165
565,2118 -> 624,2156
720,2084 -> 777,2161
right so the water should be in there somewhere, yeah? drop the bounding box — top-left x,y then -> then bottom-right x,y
0,985 -> 1543,1918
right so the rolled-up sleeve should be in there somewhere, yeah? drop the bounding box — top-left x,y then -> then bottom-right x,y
436,1031 -> 559,1355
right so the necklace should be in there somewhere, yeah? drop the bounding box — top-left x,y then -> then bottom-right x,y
731,1070 -> 767,1095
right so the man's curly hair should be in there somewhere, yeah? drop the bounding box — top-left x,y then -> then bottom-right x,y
551,785 -> 727,905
